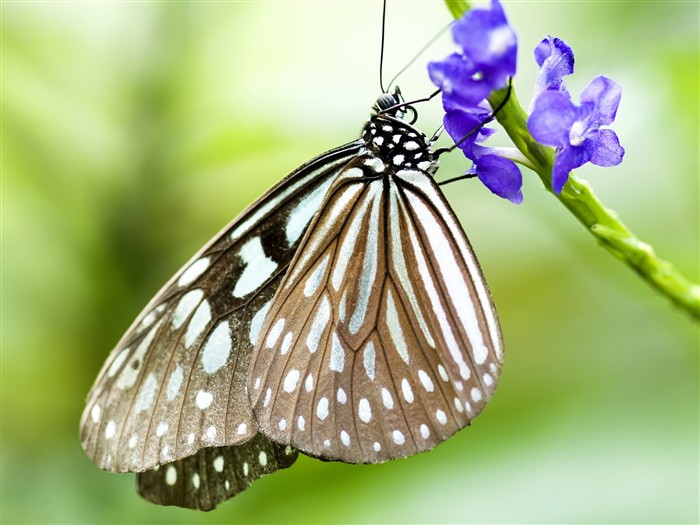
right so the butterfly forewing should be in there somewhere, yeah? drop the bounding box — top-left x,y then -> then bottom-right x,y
248,118 -> 503,464
136,436 -> 298,511
80,142 -> 361,478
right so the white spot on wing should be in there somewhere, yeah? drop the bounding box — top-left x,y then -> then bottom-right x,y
258,451 -> 267,466
420,424 -> 430,439
192,473 -> 200,489
329,332 -> 345,372
392,430 -> 405,445
105,420 -> 116,439
165,466 -> 177,486
178,257 -> 210,287
107,349 -> 129,378
283,369 -> 300,393
339,291 -> 347,321
337,388 -> 347,404
201,320 -> 231,374
418,370 -> 434,392
156,421 -> 169,437
438,364 -> 449,382
348,188 -> 382,334
138,304 -> 165,333
213,455 -> 224,472
340,430 -> 350,447
285,178 -> 334,246
471,388 -> 482,402
304,253 -> 330,297
436,409 -> 447,425
266,318 -> 285,348
305,373 -> 314,392
297,416 -> 306,430
280,331 -> 293,355
134,372 -> 158,413
249,300 -> 272,345
386,289 -> 409,364
185,299 -> 211,348
195,391 -> 213,409
401,378 -> 414,404
232,237 -> 278,298
237,423 -> 247,435
358,398 -> 372,423
363,341 -> 376,381
382,388 -> 394,409
90,404 -> 101,423
172,290 -> 203,330
317,397 -> 329,420
165,365 -> 183,402
306,296 -> 330,353
331,192 -> 374,291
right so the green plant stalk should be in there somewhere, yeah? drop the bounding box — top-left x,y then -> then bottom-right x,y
444,1 -> 700,321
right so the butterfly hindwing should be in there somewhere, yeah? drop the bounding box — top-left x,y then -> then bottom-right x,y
248,119 -> 503,464
136,436 -> 298,511
80,142 -> 362,478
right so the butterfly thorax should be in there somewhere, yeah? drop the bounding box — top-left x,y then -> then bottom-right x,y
362,115 -> 438,176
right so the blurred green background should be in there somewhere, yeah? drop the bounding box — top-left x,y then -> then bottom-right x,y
2,1 -> 698,523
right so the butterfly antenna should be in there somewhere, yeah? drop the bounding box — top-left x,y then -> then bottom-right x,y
386,19 -> 454,92
379,0 -> 388,93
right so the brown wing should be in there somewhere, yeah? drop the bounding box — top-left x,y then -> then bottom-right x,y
249,159 -> 503,464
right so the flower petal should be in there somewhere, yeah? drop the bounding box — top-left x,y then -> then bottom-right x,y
530,36 -> 575,110
528,91 -> 577,147
580,75 -> 622,127
451,0 -> 517,86
552,146 -> 589,193
428,54 -> 493,108
587,129 -> 625,167
475,154 -> 523,204
444,110 -> 484,157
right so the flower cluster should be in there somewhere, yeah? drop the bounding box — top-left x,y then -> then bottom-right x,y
428,1 -> 624,202
428,0 -> 522,203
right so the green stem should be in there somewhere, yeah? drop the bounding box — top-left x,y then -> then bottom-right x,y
445,2 -> 700,322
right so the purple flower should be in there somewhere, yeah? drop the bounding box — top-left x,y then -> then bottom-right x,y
529,36 -> 574,110
444,109 -> 523,204
428,0 -> 517,110
528,75 -> 625,193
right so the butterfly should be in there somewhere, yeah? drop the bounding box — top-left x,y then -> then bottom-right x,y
79,86 -> 504,510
